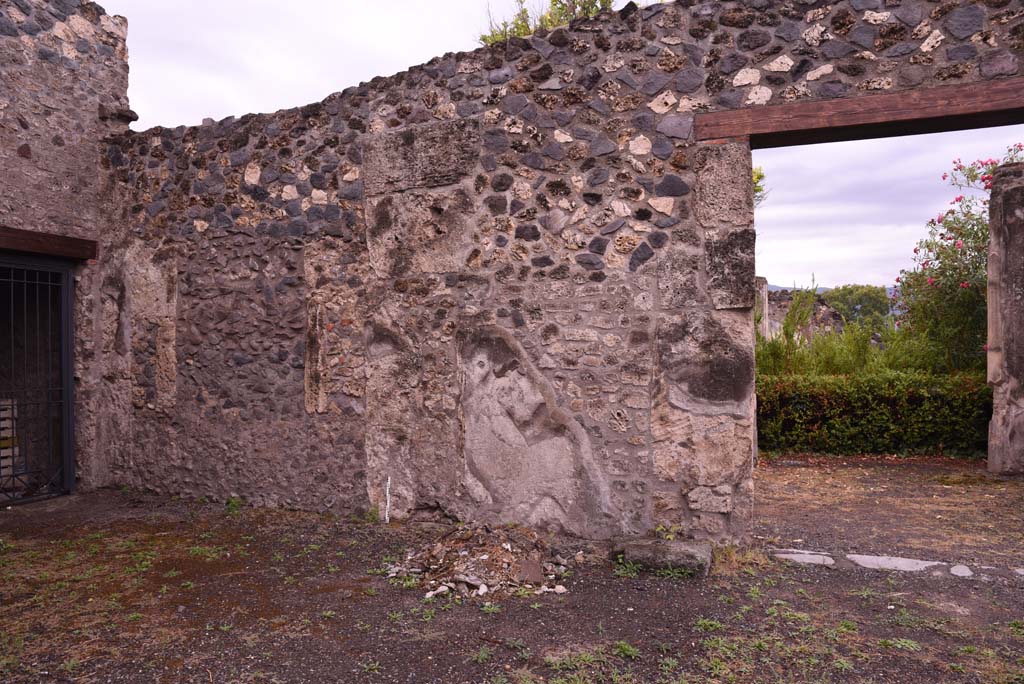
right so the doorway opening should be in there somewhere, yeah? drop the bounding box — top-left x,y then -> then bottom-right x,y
0,252 -> 75,503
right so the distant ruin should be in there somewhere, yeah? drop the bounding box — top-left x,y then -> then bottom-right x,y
1,0 -> 1021,540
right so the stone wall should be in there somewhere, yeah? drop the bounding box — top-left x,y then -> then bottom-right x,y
0,0 -> 132,488
6,0 -> 1024,540
988,162 -> 1024,475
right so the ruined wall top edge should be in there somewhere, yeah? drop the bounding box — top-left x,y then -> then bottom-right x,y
90,0 -> 1024,142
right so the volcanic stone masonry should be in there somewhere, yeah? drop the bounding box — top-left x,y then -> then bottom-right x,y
1,0 -> 1022,542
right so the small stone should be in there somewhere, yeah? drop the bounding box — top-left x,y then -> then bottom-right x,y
981,50 -> 1019,79
629,135 -> 652,155
590,137 -> 617,156
806,64 -> 834,81
950,565 -> 974,578
946,44 -> 977,63
849,25 -> 878,49
649,197 -> 674,215
718,52 -> 749,75
16,143 -> 31,159
655,175 -> 689,197
737,29 -> 772,51
945,5 -> 985,40
575,253 -> 604,270
553,129 -> 573,143
601,218 -> 626,235
553,585 -> 568,594
821,41 -> 857,59
846,554 -> 944,572
764,55 -> 794,72
802,24 -> 831,47
588,236 -> 609,255
647,91 -> 678,114
628,242 -> 655,271
920,30 -> 944,53
746,86 -> 773,105
863,10 -> 891,25
675,68 -> 704,94
732,67 -> 761,87
655,114 -> 693,140
775,551 -> 836,566
244,163 -> 261,185
640,72 -> 673,96
515,224 -> 541,241
817,80 -> 850,99
611,539 -> 712,577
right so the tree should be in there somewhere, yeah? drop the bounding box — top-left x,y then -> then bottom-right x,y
480,0 -> 614,45
823,284 -> 890,330
893,142 -> 1024,372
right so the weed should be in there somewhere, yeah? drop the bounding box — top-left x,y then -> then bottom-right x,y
360,660 -> 382,673
613,641 -> 640,660
659,656 -> 679,673
655,566 -> 694,580
613,554 -> 641,579
225,497 -> 244,515
1010,620 -> 1024,638
879,638 -> 921,651
833,658 -> 854,672
470,646 -> 494,664
482,603 -> 502,615
187,545 -> 223,560
320,610 -> 336,619
695,618 -> 723,633
529,602 -> 542,610
389,575 -> 419,589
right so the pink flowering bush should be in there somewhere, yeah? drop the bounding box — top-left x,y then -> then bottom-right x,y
893,143 -> 1024,372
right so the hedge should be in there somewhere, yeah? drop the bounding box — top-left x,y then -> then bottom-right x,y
756,372 -> 992,457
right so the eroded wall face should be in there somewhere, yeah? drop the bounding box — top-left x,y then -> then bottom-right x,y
104,0 -> 1023,539
10,0 -> 1024,539
0,0 -> 132,489
988,163 -> 1024,475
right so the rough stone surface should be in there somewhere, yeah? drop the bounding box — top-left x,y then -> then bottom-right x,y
3,0 -> 1022,544
613,539 -> 712,577
988,163 -> 1024,476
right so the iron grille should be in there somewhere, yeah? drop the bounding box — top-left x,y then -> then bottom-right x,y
0,253 -> 74,503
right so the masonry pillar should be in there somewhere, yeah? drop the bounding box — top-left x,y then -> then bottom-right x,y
987,163 -> 1024,475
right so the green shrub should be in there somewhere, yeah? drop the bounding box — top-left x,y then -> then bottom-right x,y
757,372 -> 991,457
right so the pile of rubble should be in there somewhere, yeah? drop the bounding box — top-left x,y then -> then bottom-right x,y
386,523 -> 583,599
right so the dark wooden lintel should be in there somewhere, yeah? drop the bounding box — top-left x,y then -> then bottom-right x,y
694,77 -> 1024,149
0,226 -> 98,261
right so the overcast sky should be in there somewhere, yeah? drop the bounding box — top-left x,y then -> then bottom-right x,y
99,0 -> 1024,289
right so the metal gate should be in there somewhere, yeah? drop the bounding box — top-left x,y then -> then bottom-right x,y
0,252 -> 74,503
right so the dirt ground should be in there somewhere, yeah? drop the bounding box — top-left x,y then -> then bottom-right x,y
0,457 -> 1021,684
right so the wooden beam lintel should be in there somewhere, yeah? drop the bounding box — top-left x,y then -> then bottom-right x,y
0,226 -> 98,261
694,77 -> 1024,149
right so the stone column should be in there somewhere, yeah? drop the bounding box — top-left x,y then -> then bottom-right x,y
755,277 -> 770,340
650,140 -> 757,543
987,163 -> 1024,475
